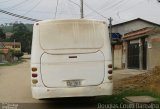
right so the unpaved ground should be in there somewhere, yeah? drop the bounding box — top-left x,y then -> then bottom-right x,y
0,59 -> 145,103
114,66 -> 160,94
1,60 -> 134,109
1,59 -> 159,108
113,69 -> 145,81
0,60 -> 38,103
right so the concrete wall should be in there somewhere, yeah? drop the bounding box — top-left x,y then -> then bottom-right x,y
123,42 -> 128,69
114,45 -> 122,69
148,34 -> 160,69
112,20 -> 159,35
0,54 -> 5,63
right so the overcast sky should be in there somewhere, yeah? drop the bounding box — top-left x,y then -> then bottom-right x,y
0,0 -> 160,24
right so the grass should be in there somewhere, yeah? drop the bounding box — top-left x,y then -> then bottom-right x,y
0,59 -> 25,66
96,90 -> 160,104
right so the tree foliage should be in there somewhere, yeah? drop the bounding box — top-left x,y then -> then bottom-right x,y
13,52 -> 24,59
0,23 -> 33,53
12,23 -> 32,53
0,27 -> 5,39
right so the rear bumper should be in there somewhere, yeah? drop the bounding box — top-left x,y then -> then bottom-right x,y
32,82 -> 113,99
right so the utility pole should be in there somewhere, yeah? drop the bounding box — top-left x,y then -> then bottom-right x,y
108,17 -> 114,68
108,17 -> 113,42
14,39 -> 15,52
80,0 -> 84,18
13,39 -> 15,61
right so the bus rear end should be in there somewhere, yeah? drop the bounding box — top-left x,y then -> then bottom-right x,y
31,19 -> 112,99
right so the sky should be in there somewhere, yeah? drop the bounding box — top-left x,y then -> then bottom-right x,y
0,0 -> 160,25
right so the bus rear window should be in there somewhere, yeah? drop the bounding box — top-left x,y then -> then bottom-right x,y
39,21 -> 105,50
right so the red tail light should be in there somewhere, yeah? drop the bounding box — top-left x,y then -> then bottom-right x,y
108,64 -> 112,68
32,73 -> 38,78
108,70 -> 112,74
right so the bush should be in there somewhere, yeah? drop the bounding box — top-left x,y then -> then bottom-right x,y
13,52 -> 24,59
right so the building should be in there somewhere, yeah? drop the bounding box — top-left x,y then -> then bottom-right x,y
0,42 -> 9,63
112,18 -> 160,35
123,27 -> 160,70
2,42 -> 21,52
112,18 -> 160,70
5,32 -> 14,39
0,42 -> 21,63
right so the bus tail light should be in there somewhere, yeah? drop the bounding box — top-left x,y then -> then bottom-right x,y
108,70 -> 112,74
108,76 -> 112,80
32,74 -> 38,78
108,64 -> 112,68
32,67 -> 37,72
32,79 -> 38,84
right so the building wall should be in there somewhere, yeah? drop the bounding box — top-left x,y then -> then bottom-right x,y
148,34 -> 160,69
112,19 -> 160,70
123,42 -> 128,69
0,54 -> 5,63
113,45 -> 122,69
112,20 -> 159,35
0,54 -> 3,63
5,45 -> 21,51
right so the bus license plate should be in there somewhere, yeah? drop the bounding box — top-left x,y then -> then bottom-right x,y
66,80 -> 81,87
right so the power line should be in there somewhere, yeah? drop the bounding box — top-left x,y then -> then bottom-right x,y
97,0 -> 129,18
96,0 -> 110,11
68,0 -> 83,18
5,0 -> 29,10
54,0 -> 59,19
99,0 -> 124,12
84,0 -> 111,17
23,0 -> 42,15
8,0 -> 35,11
0,0 -> 13,3
84,2 -> 107,19
0,9 -> 41,22
56,0 -> 64,18
118,0 -> 145,13
65,0 -> 78,18
68,0 -> 108,19
85,0 -> 124,17
68,0 -> 80,7
16,0 -> 42,21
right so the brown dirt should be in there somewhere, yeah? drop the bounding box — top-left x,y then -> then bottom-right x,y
114,66 -> 160,94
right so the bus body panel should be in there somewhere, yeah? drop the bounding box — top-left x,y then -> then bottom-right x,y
40,51 -> 105,88
32,81 -> 113,99
31,19 -> 112,99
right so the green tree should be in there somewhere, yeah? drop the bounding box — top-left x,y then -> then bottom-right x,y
13,23 -> 32,53
13,52 -> 24,60
0,27 -> 5,39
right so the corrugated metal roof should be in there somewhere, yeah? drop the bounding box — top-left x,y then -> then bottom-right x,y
123,27 -> 160,40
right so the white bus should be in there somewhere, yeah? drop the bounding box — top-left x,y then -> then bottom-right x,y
31,19 -> 113,99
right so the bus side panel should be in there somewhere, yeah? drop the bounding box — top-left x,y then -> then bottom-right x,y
31,23 -> 43,64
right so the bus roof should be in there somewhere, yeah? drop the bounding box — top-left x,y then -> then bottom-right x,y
35,19 -> 107,25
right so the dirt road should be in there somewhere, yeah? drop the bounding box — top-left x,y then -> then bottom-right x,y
0,60 -> 98,109
0,59 -> 145,109
0,60 -> 37,103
